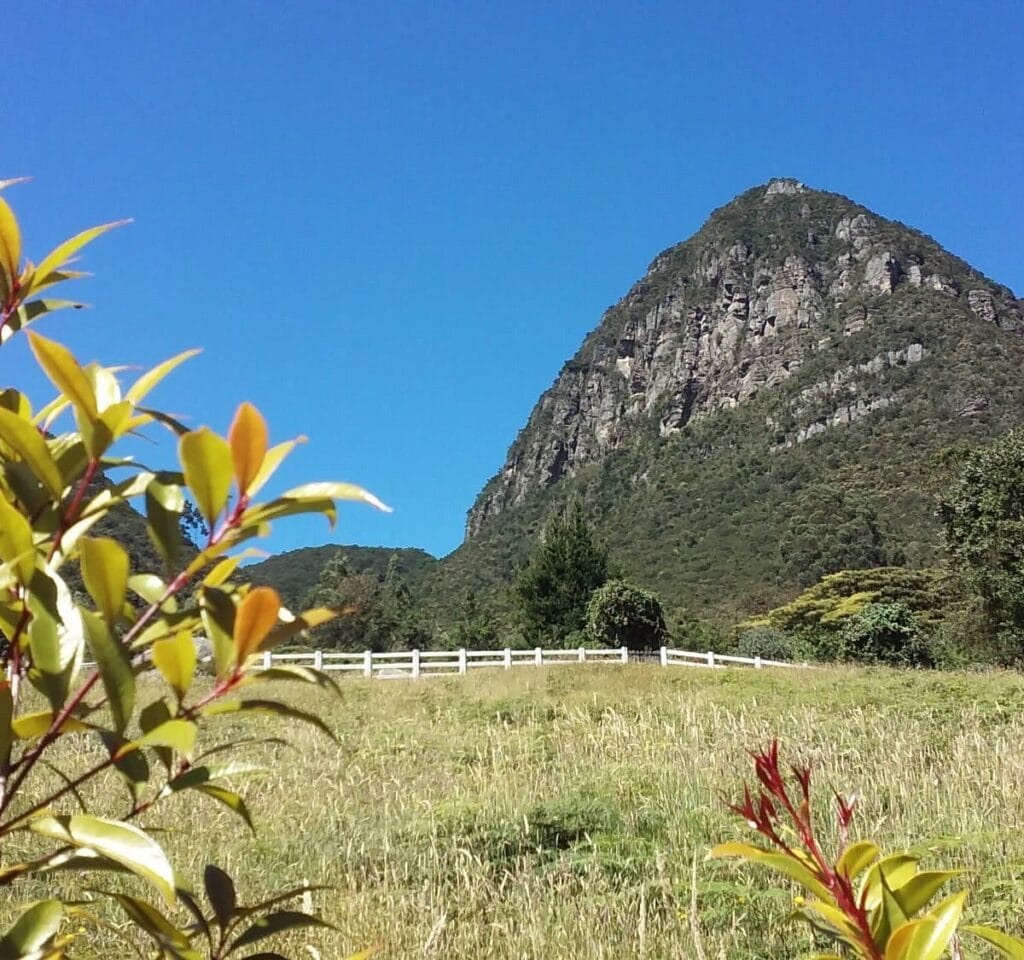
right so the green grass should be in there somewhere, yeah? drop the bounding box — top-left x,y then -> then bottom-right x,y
9,664 -> 1024,958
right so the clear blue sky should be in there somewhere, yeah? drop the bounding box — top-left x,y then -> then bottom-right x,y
7,1 -> 1023,559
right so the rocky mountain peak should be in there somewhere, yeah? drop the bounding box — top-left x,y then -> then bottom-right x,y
465,181 -> 1023,539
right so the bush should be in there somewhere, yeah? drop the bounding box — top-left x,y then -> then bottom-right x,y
585,580 -> 667,651
841,601 -> 929,666
734,626 -> 811,663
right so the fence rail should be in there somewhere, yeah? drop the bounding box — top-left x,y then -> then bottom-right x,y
254,646 -> 809,679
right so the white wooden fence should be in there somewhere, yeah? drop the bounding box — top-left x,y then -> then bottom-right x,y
259,646 -> 808,679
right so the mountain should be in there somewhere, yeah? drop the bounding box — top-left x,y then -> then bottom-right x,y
426,179 -> 1024,623
244,545 -> 437,610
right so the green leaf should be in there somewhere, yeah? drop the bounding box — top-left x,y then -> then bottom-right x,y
201,586 -> 236,680
836,840 -> 879,881
146,478 -> 184,571
197,784 -> 256,833
280,481 -> 392,513
134,719 -> 197,756
245,665 -> 340,694
259,607 -> 339,652
128,573 -> 173,608
0,406 -> 64,498
0,899 -> 63,959
897,890 -> 968,960
27,569 -> 85,711
167,759 -> 265,793
32,219 -> 129,291
10,710 -> 89,740
204,865 -> 237,929
707,841 -> 831,901
0,493 -> 36,584
30,814 -> 177,905
228,910 -> 335,952
99,731 -> 151,805
890,870 -> 960,918
246,437 -> 305,498
81,610 -> 134,734
151,632 -> 197,700
794,901 -> 862,944
103,891 -> 195,954
202,550 -> 265,588
79,536 -> 130,624
963,925 -> 1024,959
179,427 -> 233,525
202,699 -> 336,741
0,195 -> 22,287
126,348 -> 201,406
27,331 -> 98,422
861,853 -> 922,911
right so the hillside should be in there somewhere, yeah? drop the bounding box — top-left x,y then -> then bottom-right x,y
244,544 -> 437,610
424,179 -> 1024,623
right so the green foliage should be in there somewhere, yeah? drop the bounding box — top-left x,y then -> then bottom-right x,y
303,551 -> 432,651
937,430 -> 1024,655
747,567 -> 949,634
512,500 -> 611,646
841,601 -> 929,666
0,184 -> 377,956
712,741 -> 1024,960
245,543 -> 436,612
734,626 -> 812,662
448,588 -> 500,649
585,580 -> 667,651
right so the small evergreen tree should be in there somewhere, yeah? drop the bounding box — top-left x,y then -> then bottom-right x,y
450,588 -> 499,649
513,500 -> 610,646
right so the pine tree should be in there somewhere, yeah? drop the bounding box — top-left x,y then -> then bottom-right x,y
513,499 -> 611,646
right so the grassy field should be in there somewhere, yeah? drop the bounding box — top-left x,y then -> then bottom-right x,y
9,664 -> 1024,958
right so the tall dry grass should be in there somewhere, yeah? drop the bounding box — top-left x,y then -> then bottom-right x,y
7,664 -> 1024,958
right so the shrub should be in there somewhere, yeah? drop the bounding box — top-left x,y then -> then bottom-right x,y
0,183 -> 380,955
585,580 -> 667,651
734,626 -> 811,663
841,601 -> 929,666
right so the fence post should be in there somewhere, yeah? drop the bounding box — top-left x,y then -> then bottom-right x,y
707,650 -> 715,668
504,648 -> 512,670
363,650 -> 372,678
412,648 -> 420,679
754,655 -> 762,669
262,650 -> 272,669
534,647 -> 543,667
313,649 -> 323,670
660,646 -> 667,667
458,648 -> 467,675
578,647 -> 586,663
620,646 -> 628,664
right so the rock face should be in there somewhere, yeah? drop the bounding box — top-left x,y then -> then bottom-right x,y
466,179 -> 1023,537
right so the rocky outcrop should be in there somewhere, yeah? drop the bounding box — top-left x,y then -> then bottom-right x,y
465,180 -> 1024,537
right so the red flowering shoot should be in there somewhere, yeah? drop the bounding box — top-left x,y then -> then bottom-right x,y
708,740 -> 992,960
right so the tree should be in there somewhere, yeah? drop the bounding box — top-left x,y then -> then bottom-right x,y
449,588 -> 499,649
513,500 -> 611,646
937,431 -> 1024,653
0,183 -> 382,955
585,580 -> 667,651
